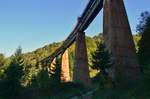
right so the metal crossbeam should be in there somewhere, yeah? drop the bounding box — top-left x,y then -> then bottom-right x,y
40,0 -> 104,65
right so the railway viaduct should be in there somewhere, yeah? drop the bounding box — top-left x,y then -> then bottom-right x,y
40,0 -> 141,88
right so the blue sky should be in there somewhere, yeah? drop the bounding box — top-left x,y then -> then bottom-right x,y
0,0 -> 150,57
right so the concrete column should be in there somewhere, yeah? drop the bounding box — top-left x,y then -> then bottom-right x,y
73,31 -> 91,88
61,49 -> 71,82
103,0 -> 141,85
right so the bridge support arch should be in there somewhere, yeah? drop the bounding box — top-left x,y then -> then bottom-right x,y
73,31 -> 91,88
103,0 -> 141,85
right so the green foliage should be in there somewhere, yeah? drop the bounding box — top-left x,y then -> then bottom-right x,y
51,59 -> 62,96
91,41 -> 112,74
143,64 -> 150,81
0,54 -> 6,78
0,47 -> 24,99
21,63 -> 39,87
137,15 -> 150,66
91,40 -> 113,89
93,79 -> 150,99
137,11 -> 150,84
133,35 -> 141,51
36,68 -> 51,95
68,49 -> 74,78
0,54 -> 5,67
27,57 -> 62,97
137,11 -> 150,35
48,57 -> 61,91
0,33 -> 142,99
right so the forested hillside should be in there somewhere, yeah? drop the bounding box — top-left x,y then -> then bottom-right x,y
22,33 -> 140,79
23,33 -> 140,68
0,33 -> 141,99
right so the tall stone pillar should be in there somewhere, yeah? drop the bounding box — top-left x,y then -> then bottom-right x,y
73,32 -> 91,88
61,49 -> 71,82
103,0 -> 141,85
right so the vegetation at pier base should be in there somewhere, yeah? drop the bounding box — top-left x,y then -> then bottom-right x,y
91,40 -> 113,88
93,81 -> 150,99
0,33 -> 145,99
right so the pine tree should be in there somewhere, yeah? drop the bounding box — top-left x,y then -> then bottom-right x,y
3,46 -> 24,98
137,11 -> 150,35
35,57 -> 61,95
36,68 -> 50,94
137,11 -> 150,80
91,41 -> 112,76
91,41 -> 113,88
138,16 -> 150,66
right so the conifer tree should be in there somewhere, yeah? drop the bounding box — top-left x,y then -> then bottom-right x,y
137,12 -> 150,66
3,46 -> 24,98
91,41 -> 112,76
137,11 -> 150,80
